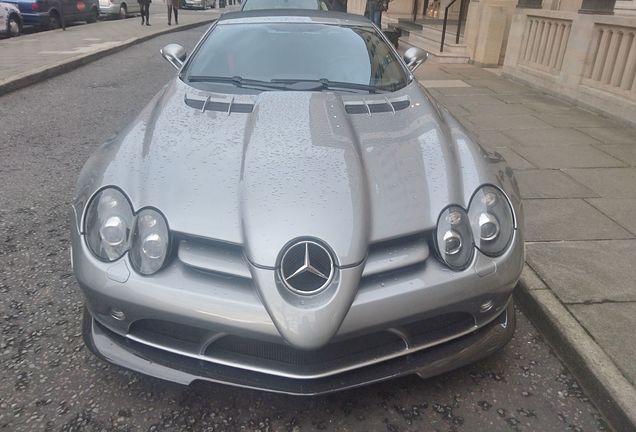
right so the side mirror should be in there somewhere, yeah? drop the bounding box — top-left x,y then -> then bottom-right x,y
403,47 -> 429,72
161,44 -> 187,70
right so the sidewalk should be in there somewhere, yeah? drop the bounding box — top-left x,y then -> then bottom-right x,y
416,63 -> 636,431
0,6 -> 237,95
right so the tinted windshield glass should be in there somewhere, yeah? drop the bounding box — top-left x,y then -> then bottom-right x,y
242,0 -> 326,10
186,23 -> 408,92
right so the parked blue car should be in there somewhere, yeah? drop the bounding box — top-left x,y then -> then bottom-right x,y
3,0 -> 98,29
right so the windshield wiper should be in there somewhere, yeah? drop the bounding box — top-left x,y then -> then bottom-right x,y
187,76 -> 386,94
187,75 -> 289,91
270,78 -> 385,94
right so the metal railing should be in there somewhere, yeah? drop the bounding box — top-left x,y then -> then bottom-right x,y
440,0 -> 468,52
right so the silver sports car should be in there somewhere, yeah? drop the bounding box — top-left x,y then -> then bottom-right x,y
71,10 -> 524,394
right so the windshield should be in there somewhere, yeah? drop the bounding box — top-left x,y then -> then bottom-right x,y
185,23 -> 408,93
242,0 -> 328,10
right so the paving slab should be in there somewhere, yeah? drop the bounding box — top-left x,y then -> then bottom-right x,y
596,144 -> 636,166
527,240 -> 636,303
534,112 -> 621,128
419,79 -> 470,88
496,94 -> 575,113
446,68 -> 505,80
523,199 -> 633,241
463,78 -> 533,94
514,144 -> 626,169
463,114 -> 553,131
569,303 -> 636,385
502,127 -> 600,147
434,94 -> 505,107
429,86 -> 497,96
490,146 -> 535,170
418,65 -> 463,80
514,169 -> 598,199
586,198 -> 636,235
576,127 -> 636,145
565,168 -> 636,199
460,101 -> 535,116
473,130 -> 516,147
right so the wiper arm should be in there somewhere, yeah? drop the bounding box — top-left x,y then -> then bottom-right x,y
187,76 -> 386,93
187,75 -> 288,91
270,78 -> 384,94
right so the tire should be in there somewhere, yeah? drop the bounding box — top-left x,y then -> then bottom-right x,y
86,7 -> 98,22
7,15 -> 21,37
48,11 -> 61,29
118,4 -> 127,18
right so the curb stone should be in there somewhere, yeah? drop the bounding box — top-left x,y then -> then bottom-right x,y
515,264 -> 636,432
0,19 -> 216,97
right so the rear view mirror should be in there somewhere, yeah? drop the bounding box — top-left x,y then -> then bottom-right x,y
403,47 -> 429,72
161,44 -> 188,70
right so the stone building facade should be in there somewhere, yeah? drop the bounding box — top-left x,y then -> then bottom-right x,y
356,0 -> 635,123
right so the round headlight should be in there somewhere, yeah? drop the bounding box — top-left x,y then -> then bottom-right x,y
84,188 -> 134,261
468,185 -> 514,257
435,206 -> 473,270
129,209 -> 170,275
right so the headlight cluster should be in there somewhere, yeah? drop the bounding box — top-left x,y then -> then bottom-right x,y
468,186 -> 514,257
435,185 -> 514,270
129,209 -> 170,275
84,188 -> 170,275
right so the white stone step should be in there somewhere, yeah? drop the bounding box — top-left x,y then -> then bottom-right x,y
406,31 -> 469,55
411,26 -> 465,47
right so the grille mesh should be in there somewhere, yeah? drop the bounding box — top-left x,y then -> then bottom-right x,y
208,332 -> 404,367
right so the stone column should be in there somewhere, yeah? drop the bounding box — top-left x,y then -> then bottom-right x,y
516,0 -> 541,7
579,0 -> 616,14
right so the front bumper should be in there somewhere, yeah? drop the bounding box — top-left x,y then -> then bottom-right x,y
182,1 -> 204,8
73,207 -> 523,388
83,300 -> 515,395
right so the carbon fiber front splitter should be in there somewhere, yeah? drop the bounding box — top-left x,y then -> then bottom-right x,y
82,300 -> 515,395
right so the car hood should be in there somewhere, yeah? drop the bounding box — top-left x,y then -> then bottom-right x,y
75,78 -> 517,268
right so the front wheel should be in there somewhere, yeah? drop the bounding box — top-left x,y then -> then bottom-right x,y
118,4 -> 127,18
48,12 -> 61,29
7,15 -> 21,37
86,7 -> 98,22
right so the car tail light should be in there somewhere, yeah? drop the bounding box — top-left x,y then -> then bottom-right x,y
32,2 -> 40,11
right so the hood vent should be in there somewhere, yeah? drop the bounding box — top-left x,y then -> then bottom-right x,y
344,98 -> 410,115
185,95 -> 254,114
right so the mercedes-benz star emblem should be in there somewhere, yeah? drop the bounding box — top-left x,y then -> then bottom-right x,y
280,240 -> 334,294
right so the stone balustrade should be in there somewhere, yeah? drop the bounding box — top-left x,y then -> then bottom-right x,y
519,15 -> 572,73
582,23 -> 636,95
504,8 -> 636,124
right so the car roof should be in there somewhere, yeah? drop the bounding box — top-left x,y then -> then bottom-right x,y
217,10 -> 374,27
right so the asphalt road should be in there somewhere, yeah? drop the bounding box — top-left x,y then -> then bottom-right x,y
0,26 -> 611,432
